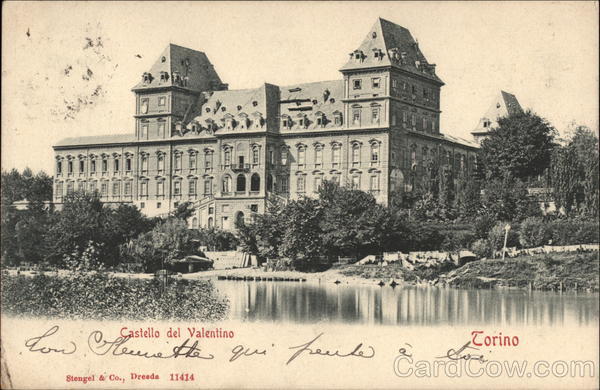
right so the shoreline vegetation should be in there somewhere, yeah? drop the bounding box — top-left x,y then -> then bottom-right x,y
5,251 -> 598,293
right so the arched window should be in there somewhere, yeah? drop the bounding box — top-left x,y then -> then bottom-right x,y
222,175 -> 232,193
224,148 -> 232,167
191,217 -> 198,229
297,146 -> 306,166
370,143 -> 379,163
252,147 -> 260,165
236,174 -> 246,192
251,173 -> 260,192
315,145 -> 323,166
207,217 -> 214,228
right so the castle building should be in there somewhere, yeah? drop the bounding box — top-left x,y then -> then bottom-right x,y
53,18 -> 479,230
471,90 -> 524,145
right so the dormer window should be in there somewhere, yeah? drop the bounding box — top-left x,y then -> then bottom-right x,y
282,116 -> 291,129
372,31 -> 377,39
315,112 -> 326,128
298,115 -> 308,129
142,72 -> 153,84
159,71 -> 169,82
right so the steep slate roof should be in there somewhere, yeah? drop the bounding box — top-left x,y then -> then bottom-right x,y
132,44 -> 225,92
472,90 -> 524,134
54,134 -> 134,148
192,85 -> 268,125
442,133 -> 479,149
341,18 -> 443,84
279,80 -> 344,130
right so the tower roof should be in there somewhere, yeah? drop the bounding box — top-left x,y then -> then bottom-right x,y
132,44 -> 226,92
472,90 -> 524,134
341,18 -> 443,84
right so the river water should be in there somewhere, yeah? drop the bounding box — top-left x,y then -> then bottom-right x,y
214,280 -> 599,327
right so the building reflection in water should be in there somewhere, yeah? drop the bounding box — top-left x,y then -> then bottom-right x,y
214,281 -> 599,326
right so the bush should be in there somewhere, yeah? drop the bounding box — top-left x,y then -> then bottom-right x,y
401,223 -> 446,251
471,239 -> 492,258
1,271 -> 229,321
519,217 -> 551,248
474,213 -> 496,239
549,219 -> 599,245
441,230 -> 476,251
488,222 -> 520,250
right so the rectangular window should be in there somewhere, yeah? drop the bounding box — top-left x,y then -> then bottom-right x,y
79,160 -> 85,173
112,182 -> 120,196
402,111 -> 408,123
372,108 -> 380,124
315,148 -> 323,165
174,154 -> 182,171
114,159 -> 119,173
189,154 -> 197,170
141,156 -> 148,173
157,181 -> 164,196
102,159 -> 108,173
370,175 -> 379,191
352,109 -> 361,125
56,182 -> 63,196
68,161 -> 73,174
174,181 -> 181,196
222,204 -> 230,213
140,181 -> 147,196
224,151 -> 231,167
140,124 -> 148,139
91,160 -> 96,173
392,79 -> 398,88
158,96 -> 166,106
140,202 -> 145,209
353,79 -> 362,90
126,158 -> 132,172
124,182 -> 131,195
253,148 -> 260,165
314,176 -> 322,192
67,182 -> 74,195
269,150 -> 275,165
57,161 -> 62,175
281,176 -> 288,193
189,180 -> 197,195
101,182 -> 108,196
157,202 -> 162,209
89,181 -> 96,193
78,181 -> 86,192
352,146 -> 360,163
205,153 -> 212,169
352,175 -> 360,189
298,148 -> 305,165
372,78 -> 381,88
204,179 -> 212,195
334,114 -> 342,126
332,147 -> 341,165
297,176 -> 305,193
423,118 -> 427,130
411,114 -> 417,127
431,119 -> 436,131
158,122 -> 165,138
157,155 -> 165,173
371,146 -> 379,162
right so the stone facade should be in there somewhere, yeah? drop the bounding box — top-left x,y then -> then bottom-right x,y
53,17 -> 479,230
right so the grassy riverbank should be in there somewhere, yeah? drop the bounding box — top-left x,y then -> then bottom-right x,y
438,252 -> 599,291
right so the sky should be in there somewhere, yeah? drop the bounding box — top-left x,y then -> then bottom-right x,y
2,1 -> 598,173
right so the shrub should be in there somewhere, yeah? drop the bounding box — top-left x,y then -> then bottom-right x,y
441,231 -> 476,251
402,223 -> 446,251
471,239 -> 492,258
519,217 -> 551,248
549,219 -> 599,245
488,222 -> 520,250
474,213 -> 496,239
1,271 -> 229,321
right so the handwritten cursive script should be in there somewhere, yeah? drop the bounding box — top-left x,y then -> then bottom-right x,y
24,325 -> 76,355
435,341 -> 487,362
286,333 -> 375,365
88,330 -> 214,360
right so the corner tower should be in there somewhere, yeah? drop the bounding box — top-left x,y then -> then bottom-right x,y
471,91 -> 523,144
340,18 -> 444,134
131,44 -> 228,141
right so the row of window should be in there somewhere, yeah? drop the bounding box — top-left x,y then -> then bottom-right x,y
295,173 -> 380,193
391,79 -> 437,102
352,77 -> 382,90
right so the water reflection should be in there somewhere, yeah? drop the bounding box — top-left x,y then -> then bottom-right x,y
214,281 -> 599,326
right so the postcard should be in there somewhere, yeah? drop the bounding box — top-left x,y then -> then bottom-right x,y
1,1 -> 599,389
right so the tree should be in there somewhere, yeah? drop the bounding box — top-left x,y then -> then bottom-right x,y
173,201 -> 195,220
480,110 -> 556,180
480,175 -> 540,222
279,198 -> 324,267
551,125 -> 599,217
121,218 -> 200,272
